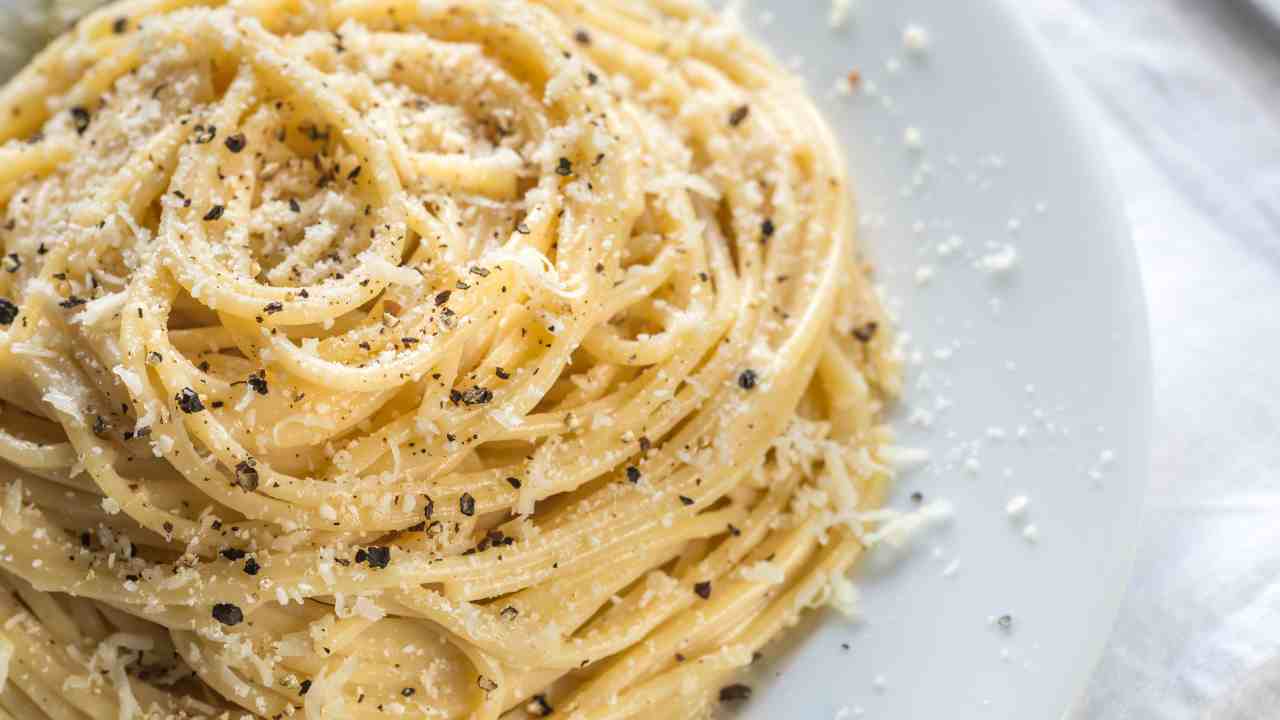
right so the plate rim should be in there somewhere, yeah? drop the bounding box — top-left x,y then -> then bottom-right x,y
993,0 -> 1155,714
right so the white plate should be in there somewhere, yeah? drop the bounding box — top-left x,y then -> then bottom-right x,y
0,1 -> 1150,717
727,1 -> 1152,719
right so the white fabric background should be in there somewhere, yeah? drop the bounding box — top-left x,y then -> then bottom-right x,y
1026,1 -> 1280,718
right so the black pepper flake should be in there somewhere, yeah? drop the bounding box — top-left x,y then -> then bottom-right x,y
111,17 -> 128,33
459,492 -> 476,517
694,581 -> 712,599
761,218 -> 775,238
58,295 -> 86,309
461,386 -> 493,406
262,301 -> 283,314
244,557 -> 260,575
299,679 -> 312,696
719,684 -> 752,702
36,243 -> 46,255
211,603 -> 243,626
220,548 -> 246,561
469,266 -> 490,278
728,105 -> 750,127
193,124 -> 216,144
515,223 -> 530,234
347,165 -> 362,181
997,614 -> 1013,630
455,280 -> 470,290
248,371 -> 268,395
401,687 -> 415,698
70,106 -> 91,135
737,369 -> 758,390
625,466 -> 641,483
80,531 -> 92,548
4,254 -> 20,273
728,523 -> 741,536
423,496 -> 434,518
574,28 -> 591,45
506,477 -> 521,489
235,460 -> 259,491
365,546 -> 391,569
528,694 -> 553,716
288,197 -> 301,213
224,133 -> 246,153
495,367 -> 510,380
499,606 -> 518,621
477,676 -> 498,693
910,491 -> 924,504
852,321 -> 878,343
176,387 -> 204,414
587,71 -> 598,85
555,157 -> 572,176
354,549 -> 367,564
679,495 -> 694,506
92,415 -> 109,436
434,290 -> 451,306
203,205 -> 225,221
639,436 -> 652,452
133,425 -> 151,438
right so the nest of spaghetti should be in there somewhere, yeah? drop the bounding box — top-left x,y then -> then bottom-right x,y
0,0 -> 898,718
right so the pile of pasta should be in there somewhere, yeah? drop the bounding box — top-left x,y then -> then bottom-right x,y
0,0 -> 899,717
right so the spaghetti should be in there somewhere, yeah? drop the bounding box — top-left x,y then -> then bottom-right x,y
0,0 -> 899,717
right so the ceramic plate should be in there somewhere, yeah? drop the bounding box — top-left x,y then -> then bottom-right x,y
729,1 -> 1152,718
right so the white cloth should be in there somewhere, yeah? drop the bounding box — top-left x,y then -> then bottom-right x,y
1027,1 -> 1280,718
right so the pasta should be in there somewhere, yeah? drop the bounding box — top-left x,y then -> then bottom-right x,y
0,0 -> 900,717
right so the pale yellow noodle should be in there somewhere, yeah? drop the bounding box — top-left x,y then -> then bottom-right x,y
0,0 -> 901,717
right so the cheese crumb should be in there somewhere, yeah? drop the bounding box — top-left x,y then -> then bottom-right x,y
1005,495 -> 1029,518
976,245 -> 1019,274
829,0 -> 854,28
903,25 -> 930,53
903,126 -> 923,150
1022,524 -> 1040,543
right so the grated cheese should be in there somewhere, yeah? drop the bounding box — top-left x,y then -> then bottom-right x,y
829,0 -> 854,29
1005,495 -> 1029,518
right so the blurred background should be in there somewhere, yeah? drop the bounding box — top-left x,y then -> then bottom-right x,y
2,0 -> 1277,717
